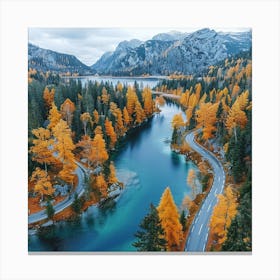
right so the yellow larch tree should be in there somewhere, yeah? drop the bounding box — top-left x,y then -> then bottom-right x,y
110,102 -> 125,136
101,87 -> 109,105
43,87 -> 55,111
48,102 -> 61,132
142,87 -> 154,117
105,118 -> 117,148
115,108 -> 126,136
108,161 -> 118,185
134,100 -> 146,124
157,187 -> 183,251
94,125 -> 103,136
92,109 -> 99,125
196,102 -> 219,141
60,98 -> 75,127
95,173 -> 108,198
231,84 -> 240,98
123,107 -> 130,127
29,127 -> 58,172
53,119 -> 76,185
31,167 -> 54,200
198,93 -> 207,106
76,135 -> 92,167
235,90 -> 249,111
90,133 -> 109,167
180,90 -> 190,108
195,83 -> 202,101
209,186 -> 238,246
185,94 -> 198,126
126,86 -> 138,121
171,113 -> 185,130
226,100 -> 248,142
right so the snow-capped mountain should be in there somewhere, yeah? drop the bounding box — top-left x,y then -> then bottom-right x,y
152,31 -> 188,41
92,28 -> 252,76
28,43 -> 92,74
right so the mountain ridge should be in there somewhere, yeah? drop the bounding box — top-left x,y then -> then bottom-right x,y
28,28 -> 251,76
28,43 -> 93,75
91,28 -> 251,76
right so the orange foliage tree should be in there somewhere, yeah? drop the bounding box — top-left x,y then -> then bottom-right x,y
43,87 -> 55,111
171,113 -> 185,130
123,107 -> 130,127
91,133 -> 109,167
29,127 -> 58,172
48,102 -> 61,132
134,100 -> 146,124
157,187 -> 183,251
92,109 -> 99,125
105,118 -> 117,148
226,99 -> 248,142
95,173 -> 108,198
60,98 -> 76,127
53,119 -> 76,185
142,87 -> 154,117
196,102 -> 219,141
209,187 -> 238,247
31,167 -> 54,200
185,94 -> 198,126
108,161 -> 118,185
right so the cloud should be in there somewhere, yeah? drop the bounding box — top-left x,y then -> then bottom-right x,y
29,28 -> 132,65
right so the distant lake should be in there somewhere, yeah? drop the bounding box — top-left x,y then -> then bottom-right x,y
61,76 -> 166,89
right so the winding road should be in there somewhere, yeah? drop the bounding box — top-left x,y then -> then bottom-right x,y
184,131 -> 226,252
28,162 -> 87,225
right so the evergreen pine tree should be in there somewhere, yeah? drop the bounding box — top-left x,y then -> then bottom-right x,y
133,204 -> 167,251
46,200 -> 55,221
180,210 -> 187,231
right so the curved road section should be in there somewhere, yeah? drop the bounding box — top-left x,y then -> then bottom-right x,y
185,131 -> 225,252
28,162 -> 87,225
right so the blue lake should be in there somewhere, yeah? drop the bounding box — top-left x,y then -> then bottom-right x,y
62,76 -> 163,89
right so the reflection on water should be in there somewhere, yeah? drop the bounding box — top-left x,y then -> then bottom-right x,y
29,102 -> 198,251
62,76 -> 163,89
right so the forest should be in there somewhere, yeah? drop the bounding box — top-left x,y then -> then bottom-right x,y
28,71 -> 157,220
28,49 -> 251,252
151,50 -> 252,251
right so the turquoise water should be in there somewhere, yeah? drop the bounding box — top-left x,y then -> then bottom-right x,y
28,102 -> 197,251
62,76 -> 162,89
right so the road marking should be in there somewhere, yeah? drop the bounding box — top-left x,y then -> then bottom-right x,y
198,211 -> 201,217
207,203 -> 212,212
205,234 -> 208,242
194,218 -> 197,224
215,189 -> 218,195
198,224 -> 203,235
203,243 -> 206,251
191,226 -> 194,233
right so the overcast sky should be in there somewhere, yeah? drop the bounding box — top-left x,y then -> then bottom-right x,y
28,27 -> 250,66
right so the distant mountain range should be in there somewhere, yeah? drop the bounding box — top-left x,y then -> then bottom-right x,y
28,28 -> 251,76
28,43 -> 92,75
